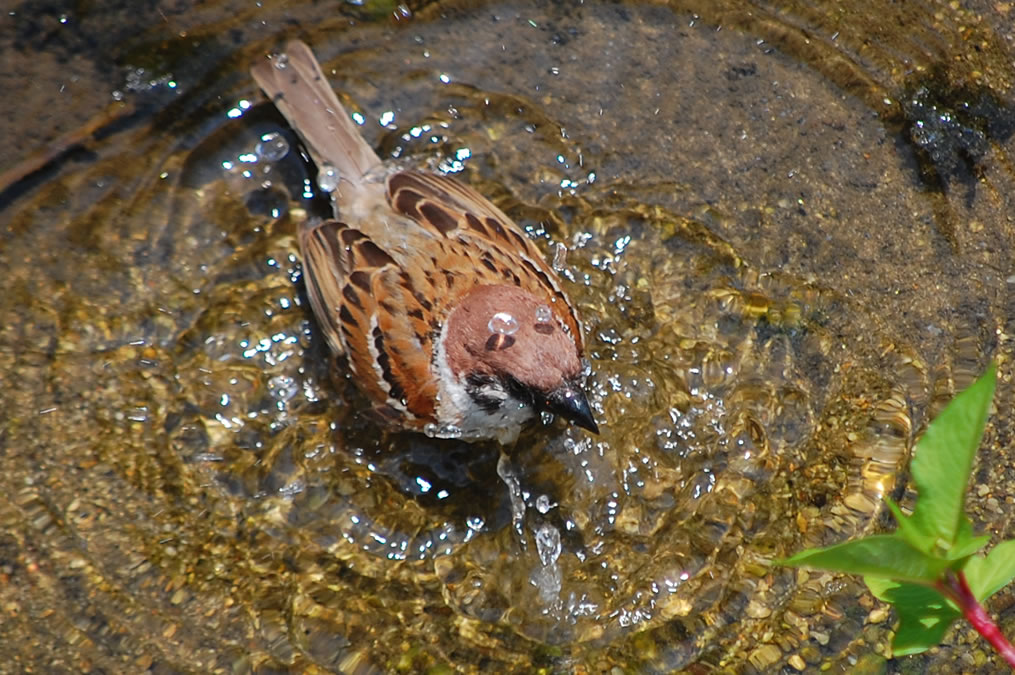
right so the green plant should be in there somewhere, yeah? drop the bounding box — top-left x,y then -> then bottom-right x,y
780,363 -> 1015,665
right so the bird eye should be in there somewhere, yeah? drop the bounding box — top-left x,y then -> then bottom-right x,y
485,333 -> 516,351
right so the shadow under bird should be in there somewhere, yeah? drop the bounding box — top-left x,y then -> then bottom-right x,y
251,40 -> 598,444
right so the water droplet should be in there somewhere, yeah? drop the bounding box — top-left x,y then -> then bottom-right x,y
497,453 -> 527,544
488,312 -> 519,336
535,523 -> 561,566
273,53 -> 289,70
535,494 -> 554,514
255,132 -> 290,162
317,163 -> 340,192
267,375 -> 299,402
423,422 -> 462,439
440,424 -> 462,439
535,305 -> 553,324
552,242 -> 568,271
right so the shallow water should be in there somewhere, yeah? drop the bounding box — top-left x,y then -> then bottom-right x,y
2,0 -> 1015,672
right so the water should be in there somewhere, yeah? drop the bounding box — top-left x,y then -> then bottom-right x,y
256,131 -> 290,162
1,0 -> 1014,672
316,163 -> 341,193
488,311 -> 520,335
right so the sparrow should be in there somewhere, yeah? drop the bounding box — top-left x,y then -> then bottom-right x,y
251,40 -> 598,444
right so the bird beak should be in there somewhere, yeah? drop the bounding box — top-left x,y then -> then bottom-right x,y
545,381 -> 599,434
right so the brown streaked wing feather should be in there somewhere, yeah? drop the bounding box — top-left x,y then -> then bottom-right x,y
300,219 -> 439,427
372,268 -> 438,420
299,220 -> 351,357
300,222 -> 389,413
387,170 -> 584,350
388,171 -> 514,236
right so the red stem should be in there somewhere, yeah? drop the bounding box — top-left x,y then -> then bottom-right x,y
940,571 -> 1015,669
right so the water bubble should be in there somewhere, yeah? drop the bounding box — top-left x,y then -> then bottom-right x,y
535,494 -> 555,514
273,53 -> 289,70
255,132 -> 290,162
535,305 -> 553,324
488,312 -> 519,336
316,163 -> 340,193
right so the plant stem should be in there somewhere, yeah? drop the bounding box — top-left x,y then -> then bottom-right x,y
940,571 -> 1015,668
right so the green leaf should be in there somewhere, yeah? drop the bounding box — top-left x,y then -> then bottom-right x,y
964,540 -> 1015,601
909,364 -> 996,551
884,498 -> 935,554
943,516 -> 990,562
779,535 -> 951,584
886,499 -> 988,561
866,576 -> 959,655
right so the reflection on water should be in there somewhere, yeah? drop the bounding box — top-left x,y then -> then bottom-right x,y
2,0 -> 1014,672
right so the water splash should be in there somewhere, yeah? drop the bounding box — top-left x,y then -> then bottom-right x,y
552,242 -> 568,271
272,52 -> 289,70
532,523 -> 563,605
267,375 -> 299,403
423,422 -> 463,439
496,453 -> 527,544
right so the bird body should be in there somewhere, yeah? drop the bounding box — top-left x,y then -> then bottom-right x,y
251,40 -> 597,443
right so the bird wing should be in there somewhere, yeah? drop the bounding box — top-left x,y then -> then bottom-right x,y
300,219 -> 439,426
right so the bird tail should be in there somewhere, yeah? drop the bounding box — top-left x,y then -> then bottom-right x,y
250,40 -> 381,183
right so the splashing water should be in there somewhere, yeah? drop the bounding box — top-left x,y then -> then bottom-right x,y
552,242 -> 568,271
272,52 -> 289,70
267,374 -> 299,402
532,523 -> 563,604
488,311 -> 519,335
497,453 -> 527,544
422,422 -> 463,439
534,523 -> 561,567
